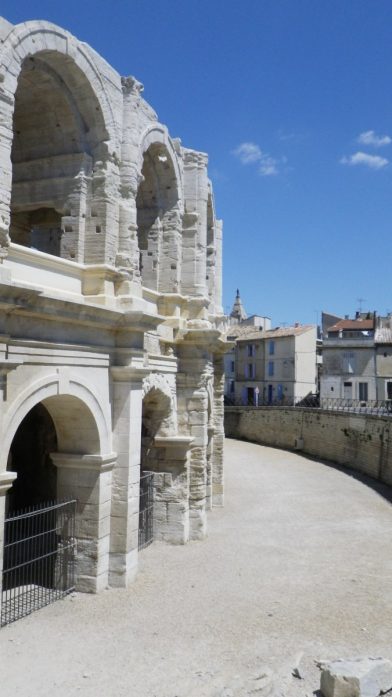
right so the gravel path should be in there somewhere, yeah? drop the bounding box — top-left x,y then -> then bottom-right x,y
1,438 -> 392,696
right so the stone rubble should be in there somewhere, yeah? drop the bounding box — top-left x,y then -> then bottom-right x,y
320,657 -> 392,697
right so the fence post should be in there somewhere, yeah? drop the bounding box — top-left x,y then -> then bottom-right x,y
0,472 -> 17,620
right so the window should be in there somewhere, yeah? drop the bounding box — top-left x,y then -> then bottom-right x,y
359,382 -> 368,401
230,361 -> 235,373
246,363 -> 255,379
269,340 -> 275,355
343,351 -> 355,374
230,380 -> 235,394
387,382 -> 392,400
247,344 -> 255,357
268,361 -> 274,377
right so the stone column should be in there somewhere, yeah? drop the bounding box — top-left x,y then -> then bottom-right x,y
212,354 -> 225,506
182,149 -> 209,298
206,426 -> 214,511
0,92 -> 14,260
214,219 -> 224,315
159,206 -> 182,293
152,436 -> 193,544
116,76 -> 145,285
177,335 -> 213,540
109,365 -> 148,587
61,156 -> 92,263
0,471 -> 17,618
51,453 -> 115,593
85,157 -> 120,267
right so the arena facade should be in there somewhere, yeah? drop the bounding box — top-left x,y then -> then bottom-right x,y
0,16 -> 225,596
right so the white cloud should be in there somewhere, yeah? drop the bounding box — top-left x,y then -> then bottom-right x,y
232,142 -> 262,164
340,151 -> 389,170
357,130 -> 391,148
232,141 -> 281,176
259,156 -> 279,176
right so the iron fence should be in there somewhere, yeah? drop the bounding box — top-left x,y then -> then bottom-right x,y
138,471 -> 154,551
225,395 -> 392,416
1,499 -> 76,627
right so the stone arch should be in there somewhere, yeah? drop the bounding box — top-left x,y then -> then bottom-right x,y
136,125 -> 183,292
0,21 -> 117,151
1,373 -> 111,470
142,373 -> 176,438
0,21 -> 120,263
2,372 -> 115,592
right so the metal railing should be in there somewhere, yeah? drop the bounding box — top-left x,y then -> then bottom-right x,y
138,471 -> 154,551
225,395 -> 392,416
1,499 -> 76,627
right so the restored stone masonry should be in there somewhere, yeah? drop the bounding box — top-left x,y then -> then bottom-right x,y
0,16 -> 227,600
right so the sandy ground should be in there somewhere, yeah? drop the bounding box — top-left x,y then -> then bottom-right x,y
1,438 -> 392,697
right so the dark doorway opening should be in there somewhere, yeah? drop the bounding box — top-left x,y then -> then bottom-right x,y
6,403 -> 58,514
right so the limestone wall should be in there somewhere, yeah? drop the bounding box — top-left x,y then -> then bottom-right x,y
225,406 -> 392,486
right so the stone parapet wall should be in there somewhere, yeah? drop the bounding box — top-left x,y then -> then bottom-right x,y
225,407 -> 392,486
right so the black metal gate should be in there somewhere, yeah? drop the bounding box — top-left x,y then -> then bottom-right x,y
138,471 -> 154,550
1,499 -> 76,627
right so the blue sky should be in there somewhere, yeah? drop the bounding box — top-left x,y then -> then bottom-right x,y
2,0 -> 392,325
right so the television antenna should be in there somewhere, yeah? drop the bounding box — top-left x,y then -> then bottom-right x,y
357,297 -> 366,313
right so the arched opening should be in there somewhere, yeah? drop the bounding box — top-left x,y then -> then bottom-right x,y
136,144 -> 181,292
6,403 -> 57,514
141,387 -> 172,473
9,52 -> 108,262
2,392 -> 108,610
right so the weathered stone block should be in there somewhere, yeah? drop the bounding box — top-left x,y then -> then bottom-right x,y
320,657 -> 392,697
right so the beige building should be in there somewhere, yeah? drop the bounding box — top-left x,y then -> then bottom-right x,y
321,312 -> 392,403
320,315 -> 376,401
234,324 -> 317,405
375,324 -> 392,400
0,15 -> 226,612
320,312 -> 392,403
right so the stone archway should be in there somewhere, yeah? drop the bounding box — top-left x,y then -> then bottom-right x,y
2,380 -> 115,593
0,20 -> 119,265
141,375 -> 191,544
136,128 -> 183,293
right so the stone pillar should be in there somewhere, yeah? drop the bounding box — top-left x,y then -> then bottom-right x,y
212,354 -> 225,506
0,92 -> 14,260
206,426 -> 214,511
177,337 -> 213,540
182,149 -> 209,298
152,436 -> 193,544
109,366 -> 147,587
116,76 -> 144,284
51,453 -> 115,593
0,471 -> 17,618
159,206 -> 182,293
214,219 -> 224,315
61,156 -> 92,263
85,158 -> 120,267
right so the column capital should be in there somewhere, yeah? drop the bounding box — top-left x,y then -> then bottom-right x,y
51,452 -> 116,472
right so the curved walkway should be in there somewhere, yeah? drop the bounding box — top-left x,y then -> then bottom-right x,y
1,438 -> 392,696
